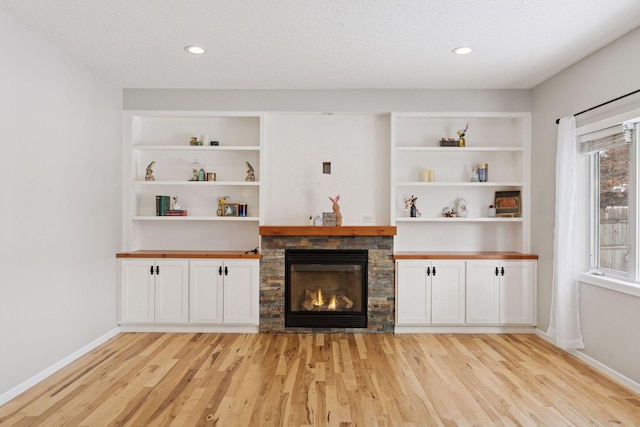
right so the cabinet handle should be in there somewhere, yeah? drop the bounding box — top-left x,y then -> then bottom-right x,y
224,266 -> 228,276
150,265 -> 154,275
432,266 -> 436,276
426,266 -> 431,276
495,267 -> 499,276
501,266 -> 505,276
218,266 -> 223,276
156,265 -> 160,275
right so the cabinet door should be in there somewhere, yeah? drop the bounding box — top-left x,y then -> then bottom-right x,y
120,260 -> 155,323
500,261 -> 536,325
431,261 -> 466,324
190,260 -> 224,324
223,260 -> 259,324
154,260 -> 189,323
396,261 -> 431,325
466,261 -> 500,324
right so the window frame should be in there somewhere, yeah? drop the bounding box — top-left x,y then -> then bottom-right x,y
585,122 -> 638,282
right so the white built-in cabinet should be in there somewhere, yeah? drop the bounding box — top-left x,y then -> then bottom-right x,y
396,260 -> 466,325
118,258 -> 259,328
391,112 -> 531,253
122,111 -> 264,252
189,259 -> 260,325
119,259 -> 189,324
189,260 -> 224,324
395,258 -> 537,329
466,260 -> 537,325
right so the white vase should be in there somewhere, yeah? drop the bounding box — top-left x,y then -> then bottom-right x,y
488,207 -> 496,217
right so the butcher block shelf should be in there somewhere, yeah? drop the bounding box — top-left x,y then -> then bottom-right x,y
116,250 -> 262,259
259,226 -> 397,237
394,251 -> 538,260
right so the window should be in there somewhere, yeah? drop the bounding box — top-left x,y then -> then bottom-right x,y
584,123 -> 637,280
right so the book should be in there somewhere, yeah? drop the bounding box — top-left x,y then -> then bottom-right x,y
438,139 -> 460,147
155,195 -> 170,216
165,210 -> 187,216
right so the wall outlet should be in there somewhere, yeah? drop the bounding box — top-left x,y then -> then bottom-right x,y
362,215 -> 373,223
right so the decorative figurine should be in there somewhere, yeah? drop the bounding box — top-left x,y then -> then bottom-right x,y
245,161 -> 256,182
191,159 -> 202,181
329,195 -> 342,226
173,196 -> 182,210
217,196 -> 228,216
145,161 -> 155,181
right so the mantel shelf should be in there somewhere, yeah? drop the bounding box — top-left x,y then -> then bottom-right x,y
259,226 -> 397,236
394,251 -> 538,260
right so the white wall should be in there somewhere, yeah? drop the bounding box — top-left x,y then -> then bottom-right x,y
264,113 -> 390,225
124,89 -> 531,113
0,10 -> 122,396
532,27 -> 640,384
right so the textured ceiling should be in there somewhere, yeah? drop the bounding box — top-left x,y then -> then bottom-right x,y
1,0 -> 640,89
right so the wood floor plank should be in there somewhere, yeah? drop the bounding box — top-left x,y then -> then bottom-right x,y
1,333 -> 639,426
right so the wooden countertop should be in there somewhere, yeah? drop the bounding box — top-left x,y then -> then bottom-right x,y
259,226 -> 397,236
116,250 -> 262,259
394,251 -> 538,260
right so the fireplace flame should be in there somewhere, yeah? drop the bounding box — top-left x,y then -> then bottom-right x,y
315,288 -> 324,306
328,295 -> 337,311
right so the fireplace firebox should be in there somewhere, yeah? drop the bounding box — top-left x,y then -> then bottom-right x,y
285,249 -> 368,328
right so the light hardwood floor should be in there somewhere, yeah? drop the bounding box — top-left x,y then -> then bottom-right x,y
1,333 -> 639,426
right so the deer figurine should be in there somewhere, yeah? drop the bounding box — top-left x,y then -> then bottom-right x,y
329,195 -> 342,226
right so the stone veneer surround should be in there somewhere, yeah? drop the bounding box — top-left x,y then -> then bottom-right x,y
260,235 -> 395,333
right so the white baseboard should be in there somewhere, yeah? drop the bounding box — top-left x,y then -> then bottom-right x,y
0,327 -> 121,407
119,324 -> 259,333
394,325 -> 537,334
535,329 -> 640,394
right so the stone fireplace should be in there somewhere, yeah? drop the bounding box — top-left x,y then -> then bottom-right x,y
259,226 -> 396,333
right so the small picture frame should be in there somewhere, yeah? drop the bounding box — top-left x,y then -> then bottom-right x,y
495,191 -> 521,217
223,203 -> 238,216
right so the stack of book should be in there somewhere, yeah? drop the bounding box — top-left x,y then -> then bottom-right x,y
165,210 -> 187,216
156,195 -> 187,216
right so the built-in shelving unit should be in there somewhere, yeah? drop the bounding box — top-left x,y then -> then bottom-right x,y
122,111 -> 264,251
391,112 -> 531,252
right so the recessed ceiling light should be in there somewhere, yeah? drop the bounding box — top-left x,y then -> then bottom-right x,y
452,46 -> 473,55
184,45 -> 205,55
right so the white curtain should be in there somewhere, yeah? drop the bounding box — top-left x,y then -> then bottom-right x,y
547,116 -> 585,349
